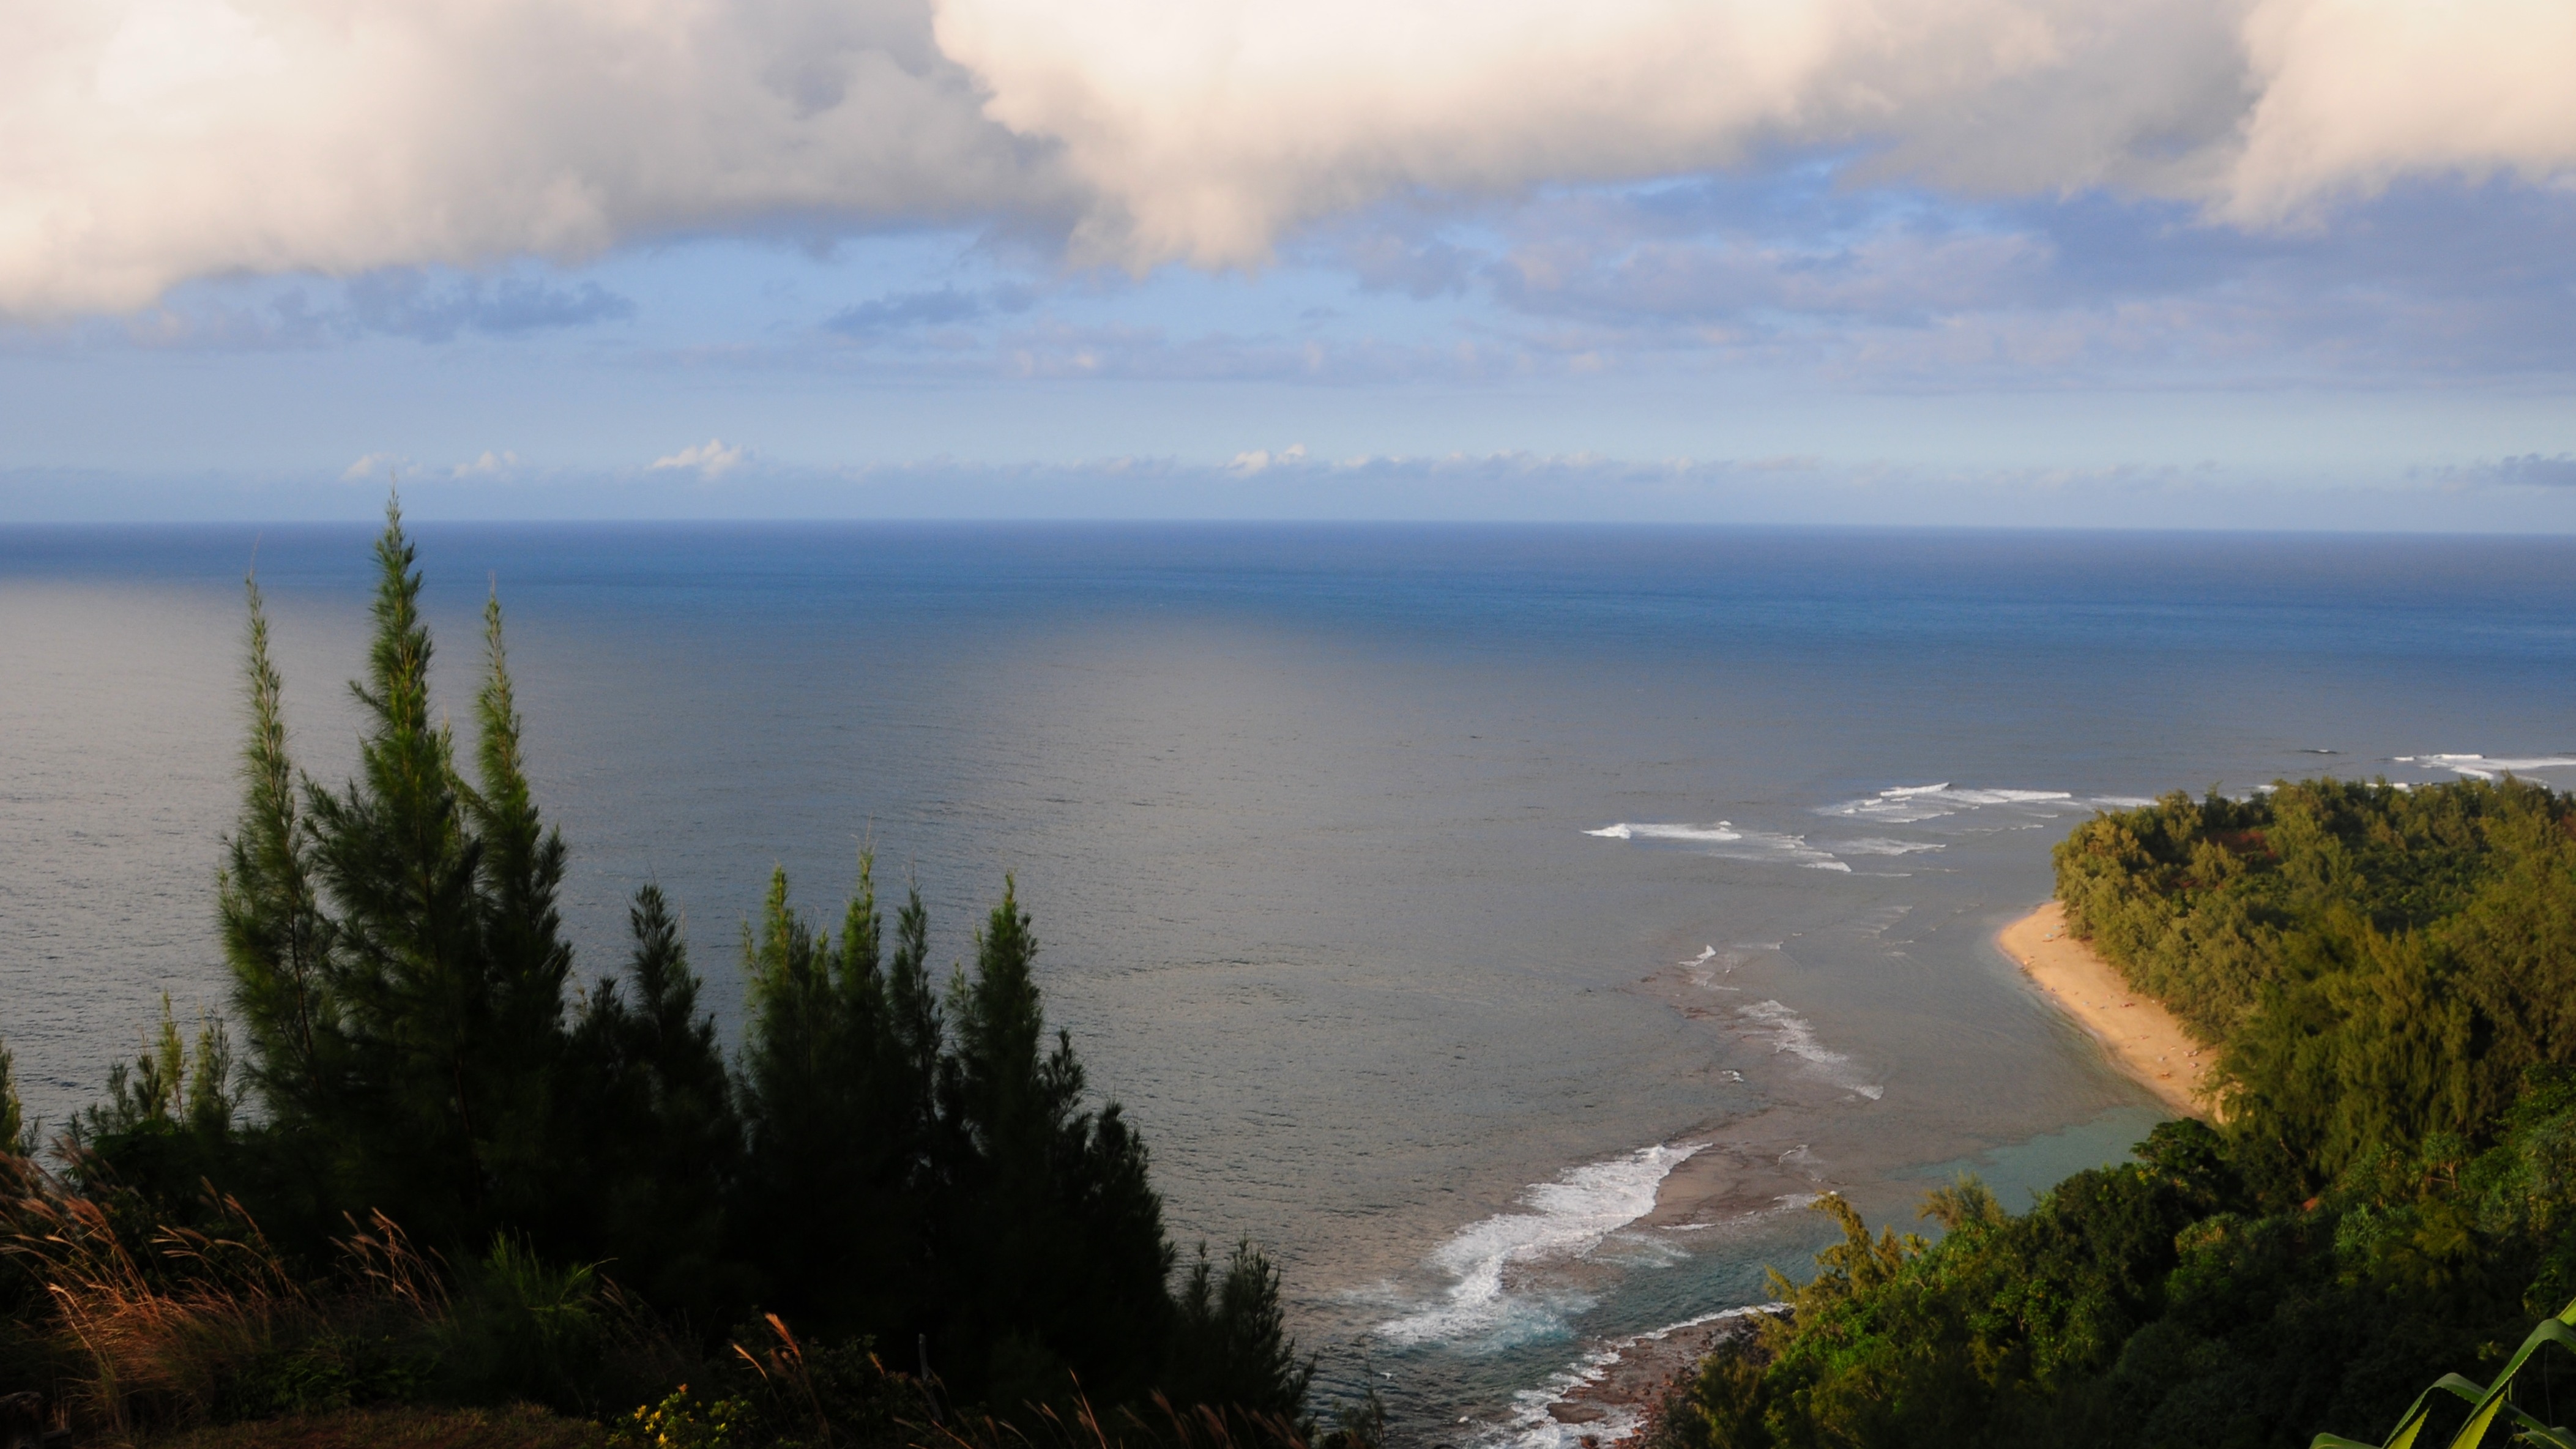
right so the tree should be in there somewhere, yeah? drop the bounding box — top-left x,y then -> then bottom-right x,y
218,573 -> 337,1127
288,502 -> 573,1243
557,885 -> 745,1316
937,880 -> 1175,1405
734,855 -> 939,1336
78,511 -> 1311,1428
1166,1239 -> 1317,1423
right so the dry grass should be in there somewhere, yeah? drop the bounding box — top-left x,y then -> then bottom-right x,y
917,1387 -> 1311,1449
0,1152 -> 450,1437
130,1404 -> 606,1449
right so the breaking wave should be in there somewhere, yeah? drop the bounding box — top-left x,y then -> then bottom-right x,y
1817,783 -> 2153,825
1585,822 -> 1851,872
1738,999 -> 1883,1100
1375,1144 -> 1703,1348
2394,753 -> 2576,780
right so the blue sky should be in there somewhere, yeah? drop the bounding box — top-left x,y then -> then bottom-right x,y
6,0 -> 2575,526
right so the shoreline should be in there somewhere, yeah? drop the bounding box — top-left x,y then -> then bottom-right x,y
1524,1306 -> 1784,1448
1536,904 -> 2209,1445
1997,902 -> 2209,1119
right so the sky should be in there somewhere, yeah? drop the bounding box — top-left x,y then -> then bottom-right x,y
4,0 -> 2575,525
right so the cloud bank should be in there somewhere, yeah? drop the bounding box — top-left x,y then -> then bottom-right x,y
7,0 -> 2575,313
22,449 -> 2576,530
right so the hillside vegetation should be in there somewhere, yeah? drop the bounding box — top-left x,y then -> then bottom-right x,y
0,507 -> 1330,1448
1656,777 -> 2576,1448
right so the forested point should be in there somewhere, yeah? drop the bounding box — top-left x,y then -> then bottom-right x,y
0,506 -> 1341,1449
1651,777 -> 2576,1449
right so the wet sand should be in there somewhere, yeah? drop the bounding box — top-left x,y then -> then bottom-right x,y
1997,902 -> 2209,1119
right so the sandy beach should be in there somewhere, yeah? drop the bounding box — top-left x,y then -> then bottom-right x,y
1997,902 -> 2209,1119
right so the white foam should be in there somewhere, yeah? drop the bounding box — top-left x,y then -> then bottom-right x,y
1738,1000 -> 1883,1100
1682,944 -> 1772,990
1376,1144 -> 1703,1347
1818,784 -> 2079,824
1489,1305 -> 1788,1449
1836,836 -> 1947,856
1587,821 -> 1739,843
1587,822 -> 1849,871
2394,753 -> 2576,780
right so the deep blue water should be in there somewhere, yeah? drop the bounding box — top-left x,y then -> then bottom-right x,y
7,523 -> 2575,1442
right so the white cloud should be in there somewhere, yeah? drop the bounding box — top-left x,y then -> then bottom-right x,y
0,0 -> 1055,315
650,438 -> 747,479
4,0 -> 2574,312
1227,443 -> 1307,474
451,449 -> 520,478
2224,0 -> 2576,223
940,0 -> 2576,264
341,450 -> 404,481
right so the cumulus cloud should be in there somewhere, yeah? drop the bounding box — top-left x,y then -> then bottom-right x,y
341,450 -> 404,481
650,439 -> 748,479
451,449 -> 519,479
937,0 -> 2576,265
7,0 -> 2575,312
1227,444 -> 1308,474
2227,0 -> 2576,223
0,0 -> 1057,315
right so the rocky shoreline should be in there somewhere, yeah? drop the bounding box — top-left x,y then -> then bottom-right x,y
1531,1305 -> 1787,1447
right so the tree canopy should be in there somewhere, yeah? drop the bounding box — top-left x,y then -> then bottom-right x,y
1658,777 -> 2576,1449
6,503 -> 1311,1431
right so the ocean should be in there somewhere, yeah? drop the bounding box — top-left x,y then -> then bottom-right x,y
7,523 -> 2576,1442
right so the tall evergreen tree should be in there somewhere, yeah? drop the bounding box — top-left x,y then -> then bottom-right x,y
735,855 -> 932,1336
462,587 -> 576,1217
217,500 -> 579,1246
157,518 -> 1317,1427
218,575 -> 338,1125
937,880 -> 1174,1406
300,502 -> 498,1232
560,885 -> 743,1315
1167,1240 -> 1316,1421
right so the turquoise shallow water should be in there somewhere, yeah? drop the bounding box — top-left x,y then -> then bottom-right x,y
7,523 -> 2576,1441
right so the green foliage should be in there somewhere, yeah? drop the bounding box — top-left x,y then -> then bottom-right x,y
2310,1297 -> 2576,1449
554,884 -> 745,1320
1166,1242 -> 1317,1426
1661,778 -> 2576,1449
705,1316 -> 914,1449
219,573 -> 337,1132
931,881 -> 1178,1407
32,508 -> 1311,1440
2056,778 -> 2576,1183
80,994 -> 240,1142
610,1385 -> 750,1449
439,1236 -> 616,1412
733,855 -> 940,1344
2,1036 -> 32,1157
